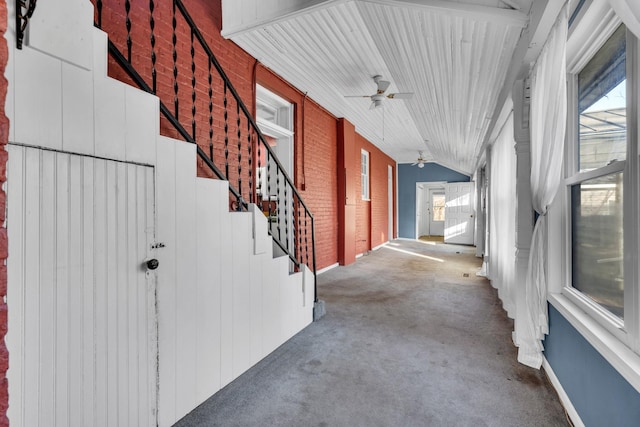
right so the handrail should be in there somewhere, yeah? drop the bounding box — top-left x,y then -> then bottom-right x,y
93,0 -> 316,283
107,38 -> 248,209
173,0 -> 314,217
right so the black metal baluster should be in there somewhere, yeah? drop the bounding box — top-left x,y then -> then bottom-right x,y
125,0 -> 132,62
276,168 -> 281,242
191,28 -> 196,139
96,0 -> 103,28
248,124 -> 253,204
172,0 -> 179,120
266,151 -> 272,229
257,138 -> 262,202
149,0 -> 156,93
297,200 -> 303,264
237,104 -> 242,200
284,182 -> 289,252
208,59 -> 214,161
304,210 -> 309,267
224,83 -> 229,180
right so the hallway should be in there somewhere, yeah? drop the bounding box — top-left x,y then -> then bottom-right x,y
176,240 -> 568,426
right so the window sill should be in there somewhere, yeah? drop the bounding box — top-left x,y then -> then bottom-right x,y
548,293 -> 640,393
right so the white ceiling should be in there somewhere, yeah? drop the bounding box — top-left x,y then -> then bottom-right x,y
222,0 -> 541,175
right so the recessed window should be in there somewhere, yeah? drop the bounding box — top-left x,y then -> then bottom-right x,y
361,150 -> 370,200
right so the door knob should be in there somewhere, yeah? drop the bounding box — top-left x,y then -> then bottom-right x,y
146,259 -> 159,270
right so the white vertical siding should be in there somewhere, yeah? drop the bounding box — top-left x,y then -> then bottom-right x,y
6,146 -> 157,427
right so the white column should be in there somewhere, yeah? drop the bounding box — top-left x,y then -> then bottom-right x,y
512,78 -> 534,346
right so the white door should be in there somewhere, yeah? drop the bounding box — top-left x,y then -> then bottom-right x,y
444,182 -> 475,244
7,145 -> 158,427
428,189 -> 446,236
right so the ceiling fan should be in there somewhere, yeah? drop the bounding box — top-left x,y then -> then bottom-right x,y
412,151 -> 427,168
345,75 -> 413,109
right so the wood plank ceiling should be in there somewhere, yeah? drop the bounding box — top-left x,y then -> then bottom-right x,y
222,0 -> 534,175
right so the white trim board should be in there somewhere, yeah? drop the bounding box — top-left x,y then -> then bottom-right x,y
542,357 -> 585,427
317,263 -> 339,275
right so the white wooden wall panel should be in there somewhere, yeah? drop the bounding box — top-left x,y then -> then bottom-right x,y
249,249 -> 265,366
5,22 -> 15,144
262,256 -> 282,355
94,78 -> 127,160
232,213 -> 253,378
13,48 -> 63,150
125,86 -> 159,165
219,204 -> 234,388
195,178 -> 223,401
28,0 -> 94,70
156,137 -> 179,426
6,145 -> 157,427
173,140 -> 198,418
62,62 -> 94,154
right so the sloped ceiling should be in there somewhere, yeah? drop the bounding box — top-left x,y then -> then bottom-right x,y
222,0 -> 535,175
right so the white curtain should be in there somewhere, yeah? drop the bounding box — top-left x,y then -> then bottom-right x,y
609,0 -> 640,38
488,113 -> 517,318
517,5 -> 568,369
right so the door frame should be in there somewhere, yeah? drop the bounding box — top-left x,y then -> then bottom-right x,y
428,188 -> 446,237
415,181 -> 446,239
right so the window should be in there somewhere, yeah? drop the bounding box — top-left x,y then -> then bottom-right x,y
569,24 -> 627,321
432,193 -> 446,222
361,150 -> 370,200
255,85 -> 294,201
563,3 -> 640,356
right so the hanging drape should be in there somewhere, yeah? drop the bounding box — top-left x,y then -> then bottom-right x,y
517,5 -> 568,369
609,0 -> 640,38
488,113 -> 517,318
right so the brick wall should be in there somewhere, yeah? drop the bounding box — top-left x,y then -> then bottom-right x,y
0,1 -> 8,425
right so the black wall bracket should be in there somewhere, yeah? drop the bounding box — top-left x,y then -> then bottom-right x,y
16,0 -> 37,49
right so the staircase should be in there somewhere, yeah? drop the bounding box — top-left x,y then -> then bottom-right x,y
6,1 -> 316,426
92,0 -> 317,280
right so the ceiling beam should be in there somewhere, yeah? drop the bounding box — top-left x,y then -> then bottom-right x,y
360,0 -> 528,27
222,0 -> 528,39
474,0 -> 566,172
221,0 -> 342,38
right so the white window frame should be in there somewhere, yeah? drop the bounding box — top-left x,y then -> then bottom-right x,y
548,0 -> 640,393
361,149 -> 370,200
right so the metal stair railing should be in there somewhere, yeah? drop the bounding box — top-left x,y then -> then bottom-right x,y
92,0 -> 317,290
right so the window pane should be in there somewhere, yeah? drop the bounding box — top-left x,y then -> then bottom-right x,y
571,172 -> 624,319
432,194 -> 445,221
578,25 -> 626,172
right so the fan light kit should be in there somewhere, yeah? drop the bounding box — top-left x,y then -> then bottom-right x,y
345,75 -> 413,110
412,151 -> 427,168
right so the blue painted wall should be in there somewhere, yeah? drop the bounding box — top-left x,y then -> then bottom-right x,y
397,163 -> 469,238
544,305 -> 640,426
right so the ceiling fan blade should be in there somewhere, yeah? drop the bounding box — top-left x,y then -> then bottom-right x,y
376,80 -> 390,94
411,162 -> 418,166
345,95 -> 372,98
387,92 -> 414,99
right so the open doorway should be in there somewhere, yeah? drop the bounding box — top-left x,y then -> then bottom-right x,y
416,182 -> 446,239
255,85 -> 295,253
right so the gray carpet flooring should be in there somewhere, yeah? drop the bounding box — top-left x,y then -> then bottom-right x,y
175,239 -> 569,426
